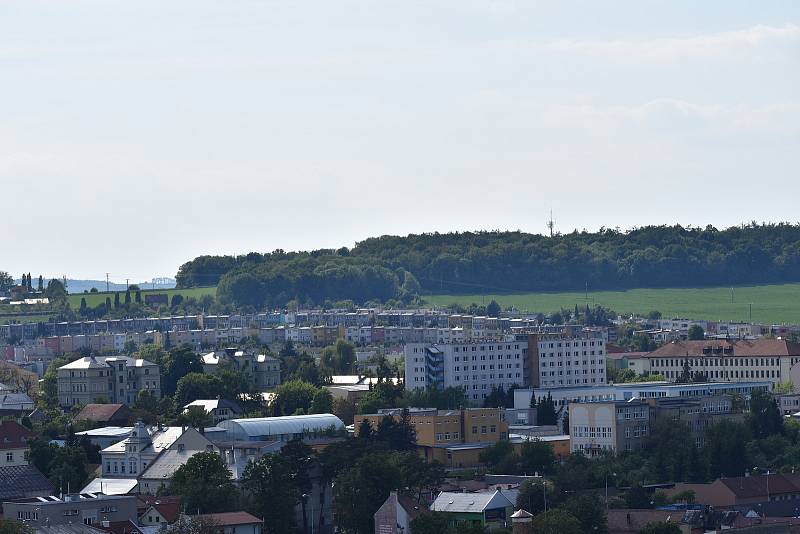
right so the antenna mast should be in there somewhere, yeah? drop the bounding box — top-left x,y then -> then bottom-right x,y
546,210 -> 555,238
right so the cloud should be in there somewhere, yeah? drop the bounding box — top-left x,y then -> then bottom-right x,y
545,24 -> 800,62
545,99 -> 800,138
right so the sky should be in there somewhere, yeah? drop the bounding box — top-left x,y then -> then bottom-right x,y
1,0 -> 798,281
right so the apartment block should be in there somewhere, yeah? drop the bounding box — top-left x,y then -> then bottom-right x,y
57,355 -> 161,407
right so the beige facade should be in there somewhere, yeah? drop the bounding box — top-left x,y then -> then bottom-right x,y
201,349 -> 281,391
57,355 -> 161,407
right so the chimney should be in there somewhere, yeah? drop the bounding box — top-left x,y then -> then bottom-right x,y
511,509 -> 533,534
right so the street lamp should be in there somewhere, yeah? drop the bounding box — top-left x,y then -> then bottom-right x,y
605,472 -> 617,511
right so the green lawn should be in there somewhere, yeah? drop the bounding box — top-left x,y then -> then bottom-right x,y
424,283 -> 800,325
67,286 -> 217,308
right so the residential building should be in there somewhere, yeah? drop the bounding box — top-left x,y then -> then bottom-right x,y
404,339 -> 528,401
569,394 -> 744,456
665,473 -> 800,507
3,494 -> 138,528
183,399 -> 243,423
137,496 -> 181,528
74,427 -> 134,450
0,420 -> 33,467
356,408 -> 510,467
56,356 -> 161,407
75,404 -> 132,426
201,348 -> 281,390
0,392 -> 35,416
192,512 -> 263,534
404,333 -> 606,402
570,400 -> 651,457
644,339 -> 800,385
0,465 -> 53,513
97,422 -> 213,482
429,490 -> 514,529
373,491 -> 425,534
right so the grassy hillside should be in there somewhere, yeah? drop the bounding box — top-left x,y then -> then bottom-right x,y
67,286 -> 216,309
424,283 -> 800,325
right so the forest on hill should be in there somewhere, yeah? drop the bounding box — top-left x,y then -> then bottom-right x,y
175,224 -> 800,309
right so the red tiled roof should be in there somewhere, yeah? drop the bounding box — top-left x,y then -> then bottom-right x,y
196,511 -> 263,526
0,420 -> 34,450
75,403 -> 130,422
607,509 -> 675,533
645,339 -> 800,359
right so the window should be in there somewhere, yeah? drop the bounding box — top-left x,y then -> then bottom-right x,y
6,452 -> 12,462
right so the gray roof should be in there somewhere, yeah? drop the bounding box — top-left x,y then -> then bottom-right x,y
430,490 -> 513,513
218,414 -> 344,440
140,449 -> 206,480
59,355 -> 157,370
0,465 -> 54,500
184,399 -> 242,414
33,525 -> 107,534
76,426 -> 134,438
80,477 -> 138,495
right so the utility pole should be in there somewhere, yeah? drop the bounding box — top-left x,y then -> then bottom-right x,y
106,273 -> 110,293
126,278 -> 129,290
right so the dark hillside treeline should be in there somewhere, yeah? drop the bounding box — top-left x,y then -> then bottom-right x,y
176,224 -> 800,308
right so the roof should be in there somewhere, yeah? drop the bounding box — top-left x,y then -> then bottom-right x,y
219,414 -> 345,439
80,477 -> 139,495
95,520 -> 147,534
646,339 -> 800,358
59,355 -> 157,370
76,426 -> 134,438
430,490 -> 513,513
0,465 -> 53,500
396,494 -> 426,521
33,526 -> 107,534
719,474 -> 800,498
195,511 -> 263,526
140,449 -> 206,480
183,399 -> 242,414
101,426 -> 183,454
75,404 -> 130,422
0,420 -> 34,450
607,509 -> 676,533
140,499 -> 181,523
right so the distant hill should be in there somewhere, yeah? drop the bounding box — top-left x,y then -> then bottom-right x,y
15,278 -> 176,294
174,223 -> 800,309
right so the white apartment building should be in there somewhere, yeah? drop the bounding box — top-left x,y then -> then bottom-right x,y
531,334 -> 607,388
404,338 -> 528,402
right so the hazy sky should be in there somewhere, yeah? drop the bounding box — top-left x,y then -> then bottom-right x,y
2,1 -> 798,281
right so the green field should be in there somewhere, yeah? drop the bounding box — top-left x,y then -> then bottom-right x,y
424,283 -> 800,325
66,286 -> 217,308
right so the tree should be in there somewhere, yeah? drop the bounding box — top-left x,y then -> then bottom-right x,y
0,519 -> 35,534
687,325 -> 705,340
178,405 -> 214,432
37,275 -> 43,292
0,271 -> 13,293
114,292 -> 121,309
310,388 -> 333,414
40,357 -> 66,409
161,345 -> 203,396
241,454 -> 301,533
486,299 -> 501,317
409,512 -> 451,534
79,297 -> 87,313
537,393 -> 558,425
333,397 -> 357,425
175,373 -> 224,405
272,380 -> 320,416
625,484 -> 652,509
749,389 -> 784,439
704,420 -> 750,478
519,439 -> 557,475
516,479 -> 549,516
124,290 -> 132,306
639,522 -> 681,534
531,509 -> 582,534
171,452 -> 239,514
135,290 -> 142,303
333,452 -> 401,534
171,294 -> 184,307
156,517 -> 219,534
45,279 -> 67,302
562,494 -> 607,534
